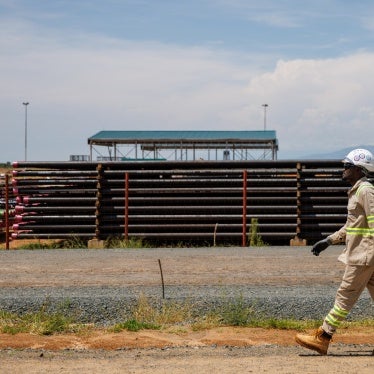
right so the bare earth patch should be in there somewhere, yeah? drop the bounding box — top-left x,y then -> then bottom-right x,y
0,326 -> 373,351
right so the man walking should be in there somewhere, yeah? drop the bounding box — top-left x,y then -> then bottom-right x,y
295,148 -> 374,355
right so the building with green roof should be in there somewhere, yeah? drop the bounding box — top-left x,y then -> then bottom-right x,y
87,130 -> 278,161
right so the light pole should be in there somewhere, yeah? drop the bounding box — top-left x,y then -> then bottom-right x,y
262,104 -> 268,160
23,102 -> 29,161
262,103 -> 268,131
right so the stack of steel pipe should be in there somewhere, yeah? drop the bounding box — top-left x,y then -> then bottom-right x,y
95,161 -> 299,245
11,162 -> 98,239
0,174 -> 16,237
10,160 -> 359,245
296,161 -> 348,242
92,160 -> 349,245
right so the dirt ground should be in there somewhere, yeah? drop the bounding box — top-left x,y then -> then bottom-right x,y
0,245 -> 373,373
0,327 -> 373,373
0,326 -> 373,373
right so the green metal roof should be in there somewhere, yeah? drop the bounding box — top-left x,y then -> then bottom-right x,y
88,130 -> 277,142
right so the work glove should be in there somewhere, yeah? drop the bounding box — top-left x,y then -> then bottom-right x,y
311,238 -> 331,256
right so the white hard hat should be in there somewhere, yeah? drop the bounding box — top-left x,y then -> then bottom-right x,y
343,148 -> 374,173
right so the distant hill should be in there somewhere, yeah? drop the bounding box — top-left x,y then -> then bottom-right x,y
302,145 -> 374,160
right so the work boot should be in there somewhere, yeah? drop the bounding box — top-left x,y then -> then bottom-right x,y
295,327 -> 332,355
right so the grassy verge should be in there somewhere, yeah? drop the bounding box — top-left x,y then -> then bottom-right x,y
0,307 -> 91,335
1,294 -> 373,335
4,235 -> 271,250
3,236 -> 150,250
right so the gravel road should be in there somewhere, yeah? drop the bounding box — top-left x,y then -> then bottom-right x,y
0,246 -> 372,324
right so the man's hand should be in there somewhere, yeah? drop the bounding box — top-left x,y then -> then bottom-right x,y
311,238 -> 331,256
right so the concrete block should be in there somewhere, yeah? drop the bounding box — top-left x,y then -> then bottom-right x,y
290,236 -> 307,246
87,238 -> 105,249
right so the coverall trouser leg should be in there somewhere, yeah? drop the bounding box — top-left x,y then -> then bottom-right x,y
322,264 -> 374,335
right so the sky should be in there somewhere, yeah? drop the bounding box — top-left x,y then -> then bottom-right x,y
1,0 -> 374,162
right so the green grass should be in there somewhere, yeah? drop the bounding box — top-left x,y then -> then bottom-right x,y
0,309 -> 79,335
248,218 -> 268,246
104,236 -> 150,249
0,299 -> 92,335
218,294 -> 255,326
110,320 -> 160,332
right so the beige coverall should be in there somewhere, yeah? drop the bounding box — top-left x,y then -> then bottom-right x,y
322,177 -> 374,334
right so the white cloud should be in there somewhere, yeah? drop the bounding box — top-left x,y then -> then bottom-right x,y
1,16 -> 374,162
0,26 -> 258,161
245,54 -> 374,156
247,11 -> 301,28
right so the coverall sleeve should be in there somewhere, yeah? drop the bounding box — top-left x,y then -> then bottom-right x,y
361,186 -> 374,229
328,225 -> 346,244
